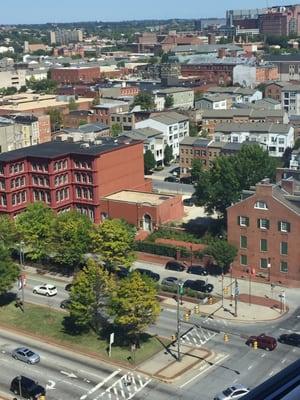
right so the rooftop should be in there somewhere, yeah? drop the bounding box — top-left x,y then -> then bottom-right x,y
0,97 -> 94,112
0,138 -> 140,163
201,108 -> 284,119
173,44 -> 243,53
156,87 -> 193,94
206,86 -> 260,96
123,128 -> 162,141
149,111 -> 188,125
215,122 -> 291,134
104,190 -> 174,206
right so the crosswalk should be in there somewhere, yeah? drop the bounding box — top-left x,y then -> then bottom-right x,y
180,326 -> 218,347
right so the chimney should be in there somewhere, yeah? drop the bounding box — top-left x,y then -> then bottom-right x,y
256,178 -> 273,196
281,178 -> 295,194
218,48 -> 226,59
208,33 -> 216,45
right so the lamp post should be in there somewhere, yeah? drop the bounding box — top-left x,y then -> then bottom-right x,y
19,241 -> 25,269
248,268 -> 255,306
190,244 -> 193,267
267,258 -> 271,282
176,281 -> 184,362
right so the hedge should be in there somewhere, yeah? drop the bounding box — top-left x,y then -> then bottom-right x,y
134,241 -> 181,258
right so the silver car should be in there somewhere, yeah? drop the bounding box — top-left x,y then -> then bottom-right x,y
214,384 -> 250,400
12,347 -> 40,364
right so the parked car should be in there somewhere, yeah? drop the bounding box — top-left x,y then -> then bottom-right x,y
164,176 -> 179,183
116,266 -> 130,279
60,299 -> 71,309
180,176 -> 193,184
135,268 -> 160,282
278,333 -> 300,347
183,197 -> 195,206
32,284 -> 57,297
64,283 -> 73,291
161,277 -> 180,287
214,384 -> 250,400
12,347 -> 40,364
183,279 -> 213,293
165,261 -> 186,272
187,265 -> 208,276
10,376 -> 46,399
246,333 -> 277,351
170,166 -> 180,176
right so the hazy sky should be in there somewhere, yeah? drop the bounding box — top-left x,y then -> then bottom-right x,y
0,0 -> 294,24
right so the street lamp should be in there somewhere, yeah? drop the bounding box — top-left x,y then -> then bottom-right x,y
176,280 -> 184,362
267,258 -> 271,282
19,241 -> 25,269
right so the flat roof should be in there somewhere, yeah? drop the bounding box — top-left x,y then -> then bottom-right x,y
0,97 -> 94,112
104,190 -> 174,205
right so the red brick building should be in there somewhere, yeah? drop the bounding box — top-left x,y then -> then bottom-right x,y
181,63 -> 235,85
227,177 -> 300,286
0,138 -> 183,229
51,67 -> 100,84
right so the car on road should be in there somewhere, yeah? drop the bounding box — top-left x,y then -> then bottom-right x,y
33,283 -> 57,297
214,384 -> 250,400
246,333 -> 277,351
170,166 -> 180,176
278,333 -> 300,347
164,176 -> 179,183
135,268 -> 160,282
161,277 -> 180,287
183,197 -> 195,206
10,375 -> 46,399
187,265 -> 208,276
180,176 -> 193,184
60,299 -> 71,309
64,283 -> 73,291
183,279 -> 213,293
165,261 -> 186,272
12,347 -> 40,364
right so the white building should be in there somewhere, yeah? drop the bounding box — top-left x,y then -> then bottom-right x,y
214,122 -> 294,158
196,94 -> 230,110
282,84 -> 300,115
0,70 -> 27,90
206,86 -> 262,104
135,111 -> 189,158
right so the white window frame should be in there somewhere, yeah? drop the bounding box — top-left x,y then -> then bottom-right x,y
255,201 -> 268,210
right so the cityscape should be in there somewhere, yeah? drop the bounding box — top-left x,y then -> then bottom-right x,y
0,1 -> 300,400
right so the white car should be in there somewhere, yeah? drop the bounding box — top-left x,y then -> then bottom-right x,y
33,284 -> 57,297
214,384 -> 250,400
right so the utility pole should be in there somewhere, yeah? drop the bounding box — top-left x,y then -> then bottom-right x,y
234,279 -> 239,318
176,281 -> 184,362
221,268 -> 224,308
19,241 -> 25,312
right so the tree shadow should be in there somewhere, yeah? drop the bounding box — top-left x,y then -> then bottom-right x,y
0,292 -> 16,306
61,315 -> 90,336
182,217 -> 225,238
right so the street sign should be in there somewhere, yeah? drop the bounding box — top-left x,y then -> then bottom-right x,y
110,332 -> 114,345
235,286 -> 240,296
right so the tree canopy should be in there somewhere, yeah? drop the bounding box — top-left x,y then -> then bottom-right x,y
164,95 -> 174,109
205,239 -> 237,273
91,219 -> 136,272
0,246 -> 20,296
131,92 -> 155,111
144,149 -> 156,174
110,271 -> 160,342
164,144 -> 173,165
0,215 -> 18,249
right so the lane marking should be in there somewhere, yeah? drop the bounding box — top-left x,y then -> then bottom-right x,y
281,358 -> 287,364
248,365 -> 253,370
179,354 -> 229,388
80,369 -> 121,400
46,380 -> 56,390
261,353 -> 266,358
269,370 -> 274,377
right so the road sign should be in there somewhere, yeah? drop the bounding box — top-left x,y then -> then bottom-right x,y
110,332 -> 115,345
235,286 -> 240,296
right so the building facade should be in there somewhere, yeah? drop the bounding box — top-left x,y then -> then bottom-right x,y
51,67 -> 100,84
227,177 -> 300,285
155,87 -> 195,110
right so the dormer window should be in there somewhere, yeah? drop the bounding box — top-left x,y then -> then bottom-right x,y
255,201 -> 268,210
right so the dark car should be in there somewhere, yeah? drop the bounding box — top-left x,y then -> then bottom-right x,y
135,268 -> 160,282
183,279 -> 214,293
161,277 -> 180,287
116,266 -> 130,279
164,176 -> 179,183
170,167 -> 181,176
187,265 -> 208,276
246,334 -> 277,351
64,283 -> 73,291
10,376 -> 46,399
278,333 -> 300,347
165,261 -> 186,272
180,176 -> 193,184
60,299 -> 71,309
183,197 -> 195,206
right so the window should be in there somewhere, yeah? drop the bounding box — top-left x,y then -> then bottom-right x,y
258,218 -> 270,230
240,236 -> 247,249
255,201 -> 268,210
278,221 -> 291,233
260,258 -> 268,269
280,241 -> 288,255
280,261 -> 288,273
260,239 -> 268,252
238,216 -> 249,227
240,254 -> 248,266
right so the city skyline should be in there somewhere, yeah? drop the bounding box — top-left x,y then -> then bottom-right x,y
0,0 -> 294,24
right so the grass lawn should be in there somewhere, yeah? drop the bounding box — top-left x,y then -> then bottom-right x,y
0,302 -> 164,365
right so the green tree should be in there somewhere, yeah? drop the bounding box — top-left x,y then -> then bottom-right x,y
47,108 -> 63,131
282,147 -> 293,168
50,211 -> 94,269
18,85 -> 27,93
68,98 -> 78,112
189,122 -> 199,137
111,123 -> 123,137
0,215 -> 18,249
144,149 -> 156,174
164,144 -> 173,165
110,271 -> 160,344
26,77 -> 57,94
0,246 -> 20,296
131,92 -> 155,111
164,95 -> 174,109
194,91 -> 204,102
294,138 -> 300,150
92,94 -> 100,106
69,259 -> 116,331
16,202 -> 55,262
91,219 -> 136,273
205,239 -> 238,274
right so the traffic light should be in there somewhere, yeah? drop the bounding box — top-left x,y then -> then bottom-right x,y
171,334 -> 176,341
224,287 -> 229,295
194,305 -> 200,314
184,312 -> 190,321
224,333 -> 229,343
208,297 -> 213,305
252,340 -> 258,350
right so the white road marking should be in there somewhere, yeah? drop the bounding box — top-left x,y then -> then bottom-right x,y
269,370 -> 274,377
179,354 -> 229,388
46,380 -> 56,390
60,370 -> 78,379
281,358 -> 287,364
248,365 -> 253,370
80,369 -> 121,400
78,369 -> 106,380
261,353 -> 266,358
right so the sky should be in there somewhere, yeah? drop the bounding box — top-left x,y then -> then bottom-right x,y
0,0 -> 295,24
